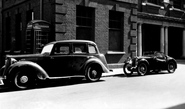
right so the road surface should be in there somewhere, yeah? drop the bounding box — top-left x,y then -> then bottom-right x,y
0,63 -> 185,109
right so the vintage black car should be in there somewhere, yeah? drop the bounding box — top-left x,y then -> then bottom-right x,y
123,51 -> 177,76
0,40 -> 109,89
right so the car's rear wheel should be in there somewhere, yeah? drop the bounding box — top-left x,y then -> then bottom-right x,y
137,62 -> 148,76
123,63 -> 133,76
85,65 -> 102,82
13,70 -> 35,89
167,61 -> 176,73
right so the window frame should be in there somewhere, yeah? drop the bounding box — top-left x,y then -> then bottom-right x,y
108,10 -> 124,52
76,5 -> 95,41
51,43 -> 70,55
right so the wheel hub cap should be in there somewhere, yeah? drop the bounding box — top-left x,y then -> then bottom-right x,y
170,65 -> 174,69
141,67 -> 145,72
20,76 -> 28,83
92,70 -> 97,77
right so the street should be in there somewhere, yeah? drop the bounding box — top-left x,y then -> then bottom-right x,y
0,63 -> 185,109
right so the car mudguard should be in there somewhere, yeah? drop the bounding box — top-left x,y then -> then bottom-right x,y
138,58 -> 149,66
83,57 -> 110,73
7,61 -> 49,80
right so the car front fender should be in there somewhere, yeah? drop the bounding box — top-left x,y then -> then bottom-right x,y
84,57 -> 110,73
8,61 -> 49,80
137,59 -> 149,66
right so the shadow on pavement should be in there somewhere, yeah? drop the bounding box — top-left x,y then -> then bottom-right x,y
165,103 -> 185,109
113,71 -> 172,78
0,78 -> 105,93
177,60 -> 185,65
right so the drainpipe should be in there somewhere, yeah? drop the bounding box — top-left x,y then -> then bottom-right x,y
40,0 -> 43,20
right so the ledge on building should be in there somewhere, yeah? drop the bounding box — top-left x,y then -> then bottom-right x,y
106,51 -> 126,55
108,63 -> 124,69
106,51 -> 125,69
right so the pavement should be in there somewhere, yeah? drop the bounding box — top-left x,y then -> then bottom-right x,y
102,68 -> 123,77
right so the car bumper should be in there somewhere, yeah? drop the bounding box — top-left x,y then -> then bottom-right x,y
0,76 -> 5,85
0,79 -> 4,85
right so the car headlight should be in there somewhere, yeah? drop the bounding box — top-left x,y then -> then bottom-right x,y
126,57 -> 132,64
10,58 -> 17,64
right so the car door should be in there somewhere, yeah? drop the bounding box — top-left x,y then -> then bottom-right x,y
71,43 -> 89,75
155,52 -> 166,69
46,43 -> 73,77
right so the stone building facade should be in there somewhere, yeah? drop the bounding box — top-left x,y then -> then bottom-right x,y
137,0 -> 185,59
1,0 -> 138,67
2,0 -> 185,67
0,0 -> 2,66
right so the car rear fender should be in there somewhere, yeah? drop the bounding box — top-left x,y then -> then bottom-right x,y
8,61 -> 49,80
138,59 -> 149,67
167,59 -> 177,69
84,58 -> 110,74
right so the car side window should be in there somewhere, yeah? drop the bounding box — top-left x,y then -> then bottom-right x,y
88,44 -> 97,54
73,44 -> 87,54
53,44 -> 69,55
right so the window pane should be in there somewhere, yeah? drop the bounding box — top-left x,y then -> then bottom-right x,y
109,10 -> 123,29
109,30 -> 122,51
76,5 -> 94,27
76,5 -> 95,41
109,10 -> 123,51
76,27 -> 93,40
88,45 -> 97,54
73,44 -> 87,54
53,44 -> 69,55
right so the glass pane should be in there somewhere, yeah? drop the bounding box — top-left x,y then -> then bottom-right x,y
88,45 -> 97,54
109,30 -> 122,51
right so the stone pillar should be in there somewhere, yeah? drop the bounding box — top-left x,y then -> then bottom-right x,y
160,26 -> 165,53
137,23 -> 142,56
182,29 -> 185,58
164,26 -> 168,55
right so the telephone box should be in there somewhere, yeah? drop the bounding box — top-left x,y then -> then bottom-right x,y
26,20 -> 50,54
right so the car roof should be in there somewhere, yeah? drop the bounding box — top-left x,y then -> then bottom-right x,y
48,40 -> 96,45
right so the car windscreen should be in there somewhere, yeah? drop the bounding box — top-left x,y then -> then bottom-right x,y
41,44 -> 54,55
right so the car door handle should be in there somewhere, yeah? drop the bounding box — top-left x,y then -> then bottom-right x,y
50,57 -> 54,59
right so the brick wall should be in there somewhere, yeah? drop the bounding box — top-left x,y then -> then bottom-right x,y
1,0 -> 138,65
54,0 -> 138,63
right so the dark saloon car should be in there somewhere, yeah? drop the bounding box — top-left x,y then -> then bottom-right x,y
0,40 -> 109,89
123,51 -> 177,76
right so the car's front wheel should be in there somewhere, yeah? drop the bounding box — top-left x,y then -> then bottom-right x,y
13,70 -> 36,89
167,61 -> 176,73
137,62 -> 149,76
123,63 -> 133,76
85,65 -> 102,82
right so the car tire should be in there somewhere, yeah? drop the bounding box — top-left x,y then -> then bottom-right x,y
13,70 -> 35,89
123,63 -> 133,76
137,62 -> 149,76
167,61 -> 176,73
85,65 -> 102,82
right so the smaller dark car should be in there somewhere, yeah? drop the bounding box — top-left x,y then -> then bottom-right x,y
123,51 -> 177,76
0,40 -> 109,89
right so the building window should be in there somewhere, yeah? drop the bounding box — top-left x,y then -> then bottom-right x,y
147,0 -> 161,5
5,16 -> 11,51
109,10 -> 123,51
26,9 -> 33,24
173,0 -> 182,9
15,13 -> 22,51
76,5 -> 94,41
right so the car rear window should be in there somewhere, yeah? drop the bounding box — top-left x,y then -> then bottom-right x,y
53,44 -> 69,55
88,44 -> 97,54
73,44 -> 87,54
